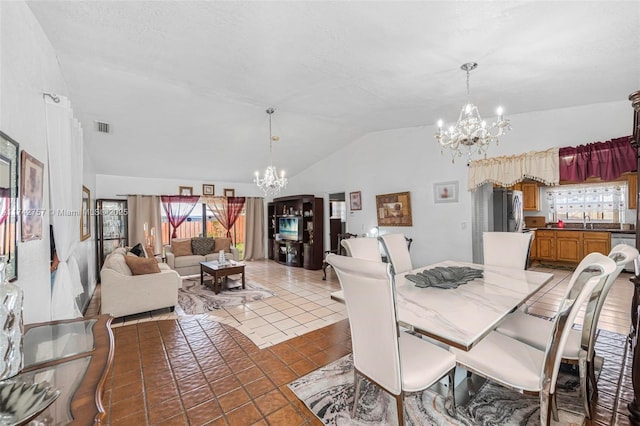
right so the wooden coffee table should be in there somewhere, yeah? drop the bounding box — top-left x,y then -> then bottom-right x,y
200,260 -> 245,294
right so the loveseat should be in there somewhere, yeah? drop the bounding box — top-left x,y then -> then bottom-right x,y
165,237 -> 239,276
101,247 -> 181,317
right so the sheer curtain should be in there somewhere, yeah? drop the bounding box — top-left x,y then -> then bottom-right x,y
127,195 -> 162,254
243,197 -> 265,260
160,195 -> 200,239
45,95 -> 84,320
204,196 -> 246,242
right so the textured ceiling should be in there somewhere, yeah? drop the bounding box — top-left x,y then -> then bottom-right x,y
26,1 -> 640,183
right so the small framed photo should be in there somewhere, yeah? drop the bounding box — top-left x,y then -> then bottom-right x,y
81,186 -> 91,241
202,184 -> 215,195
350,191 -> 362,211
433,181 -> 459,203
224,188 -> 235,197
179,186 -> 193,196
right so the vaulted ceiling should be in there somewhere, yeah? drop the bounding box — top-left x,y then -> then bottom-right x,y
26,1 -> 640,183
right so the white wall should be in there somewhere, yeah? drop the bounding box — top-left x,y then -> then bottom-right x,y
1,1 -> 95,323
284,100 -> 633,267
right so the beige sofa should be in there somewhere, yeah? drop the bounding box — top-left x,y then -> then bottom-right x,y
165,237 -> 239,276
101,248 -> 182,317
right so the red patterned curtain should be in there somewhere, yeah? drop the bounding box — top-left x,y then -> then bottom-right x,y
205,196 -> 246,241
559,136 -> 636,182
161,195 -> 200,238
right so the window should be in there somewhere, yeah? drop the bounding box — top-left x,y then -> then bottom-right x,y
546,182 -> 627,224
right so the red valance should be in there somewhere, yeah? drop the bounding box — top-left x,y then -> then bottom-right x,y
559,136 -> 636,182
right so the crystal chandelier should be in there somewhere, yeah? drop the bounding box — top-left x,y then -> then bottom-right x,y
254,108 -> 287,196
435,62 -> 511,163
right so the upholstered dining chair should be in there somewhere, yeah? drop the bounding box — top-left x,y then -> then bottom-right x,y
326,254 -> 457,424
495,244 -> 638,417
379,233 -> 413,274
451,252 -> 617,425
341,237 -> 381,261
483,231 -> 533,270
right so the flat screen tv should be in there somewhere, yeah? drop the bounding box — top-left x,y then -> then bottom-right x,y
279,217 -> 302,241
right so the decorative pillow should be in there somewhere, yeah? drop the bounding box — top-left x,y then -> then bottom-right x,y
191,237 -> 215,256
105,253 -> 132,276
124,256 -> 161,275
171,239 -> 193,257
214,238 -> 232,253
128,243 -> 145,257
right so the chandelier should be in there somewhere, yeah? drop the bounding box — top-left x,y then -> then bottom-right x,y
254,107 -> 287,196
434,62 -> 511,163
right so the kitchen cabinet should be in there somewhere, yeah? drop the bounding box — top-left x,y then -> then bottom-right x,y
535,230 -> 556,261
556,231 -> 582,263
583,231 -> 611,256
522,183 -> 540,211
629,172 -> 638,210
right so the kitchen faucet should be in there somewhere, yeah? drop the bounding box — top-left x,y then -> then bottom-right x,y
583,213 -> 592,229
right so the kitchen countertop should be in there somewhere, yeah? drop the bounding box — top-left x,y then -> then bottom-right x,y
530,227 -> 636,235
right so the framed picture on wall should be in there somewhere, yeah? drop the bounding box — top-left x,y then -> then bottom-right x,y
21,151 -> 44,242
375,191 -> 412,226
349,191 -> 362,211
224,188 -> 235,197
179,186 -> 193,196
433,181 -> 459,203
81,186 -> 91,241
202,184 -> 215,195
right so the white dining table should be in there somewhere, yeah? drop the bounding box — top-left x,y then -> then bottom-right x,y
395,260 -> 554,351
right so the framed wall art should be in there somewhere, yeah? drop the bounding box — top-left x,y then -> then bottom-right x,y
21,150 -> 44,242
202,184 -> 215,195
375,191 -> 412,226
224,188 -> 235,197
349,191 -> 362,211
179,186 -> 193,196
81,186 -> 91,241
433,181 -> 459,203
0,131 -> 19,281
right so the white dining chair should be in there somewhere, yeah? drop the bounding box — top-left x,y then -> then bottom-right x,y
341,237 -> 381,261
451,252 -> 617,425
495,244 -> 638,417
326,253 -> 457,424
483,231 -> 533,270
378,233 -> 413,274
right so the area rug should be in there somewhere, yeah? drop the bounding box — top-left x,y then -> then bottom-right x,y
289,354 -> 586,426
178,277 -> 277,313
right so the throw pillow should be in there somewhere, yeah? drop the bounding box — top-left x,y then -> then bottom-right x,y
124,256 -> 161,275
128,243 -> 145,257
171,239 -> 193,257
191,237 -> 215,256
214,238 -> 232,253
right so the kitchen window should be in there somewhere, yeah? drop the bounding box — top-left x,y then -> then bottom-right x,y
546,182 -> 627,224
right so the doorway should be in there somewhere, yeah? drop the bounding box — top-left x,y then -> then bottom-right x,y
328,193 -> 346,254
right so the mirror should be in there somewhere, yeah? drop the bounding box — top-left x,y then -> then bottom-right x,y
0,132 -> 19,281
81,186 -> 90,241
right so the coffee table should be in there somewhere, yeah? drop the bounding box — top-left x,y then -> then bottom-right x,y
200,260 -> 245,294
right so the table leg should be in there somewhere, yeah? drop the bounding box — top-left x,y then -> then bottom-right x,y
200,268 -> 204,286
214,272 -> 220,294
242,270 -> 245,289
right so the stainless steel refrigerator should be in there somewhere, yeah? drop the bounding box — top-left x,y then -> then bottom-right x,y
490,189 -> 524,232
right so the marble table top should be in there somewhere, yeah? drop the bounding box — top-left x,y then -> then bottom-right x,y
395,260 -> 554,351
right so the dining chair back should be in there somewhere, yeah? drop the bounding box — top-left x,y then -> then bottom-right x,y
379,233 -> 413,274
453,252 -> 617,425
322,233 -> 357,280
326,253 -> 457,424
483,231 -> 533,270
341,237 -> 381,261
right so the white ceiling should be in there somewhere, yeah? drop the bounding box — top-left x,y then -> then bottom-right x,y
26,1 -> 640,183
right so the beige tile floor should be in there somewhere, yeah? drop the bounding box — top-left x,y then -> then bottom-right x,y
108,260 -> 348,348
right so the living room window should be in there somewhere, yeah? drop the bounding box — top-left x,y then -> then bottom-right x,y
546,182 -> 627,224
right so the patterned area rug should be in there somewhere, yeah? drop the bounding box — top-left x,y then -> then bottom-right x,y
289,354 -> 586,426
178,277 -> 277,313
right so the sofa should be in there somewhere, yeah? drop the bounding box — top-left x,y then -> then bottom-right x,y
101,247 -> 182,317
165,237 -> 239,276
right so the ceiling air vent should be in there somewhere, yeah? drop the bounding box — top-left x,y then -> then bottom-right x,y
95,121 -> 110,134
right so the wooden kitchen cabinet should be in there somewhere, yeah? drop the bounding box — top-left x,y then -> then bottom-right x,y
583,231 -> 611,256
629,172 -> 638,210
556,231 -> 582,263
522,183 -> 540,211
535,230 -> 556,261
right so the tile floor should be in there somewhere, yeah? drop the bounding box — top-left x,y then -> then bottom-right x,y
85,260 -> 638,425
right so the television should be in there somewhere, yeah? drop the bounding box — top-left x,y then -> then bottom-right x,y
279,217 -> 302,241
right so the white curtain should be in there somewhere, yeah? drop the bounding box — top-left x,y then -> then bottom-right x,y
471,183 -> 493,264
243,197 -> 265,260
45,95 -> 83,320
127,195 -> 162,255
468,148 -> 559,190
